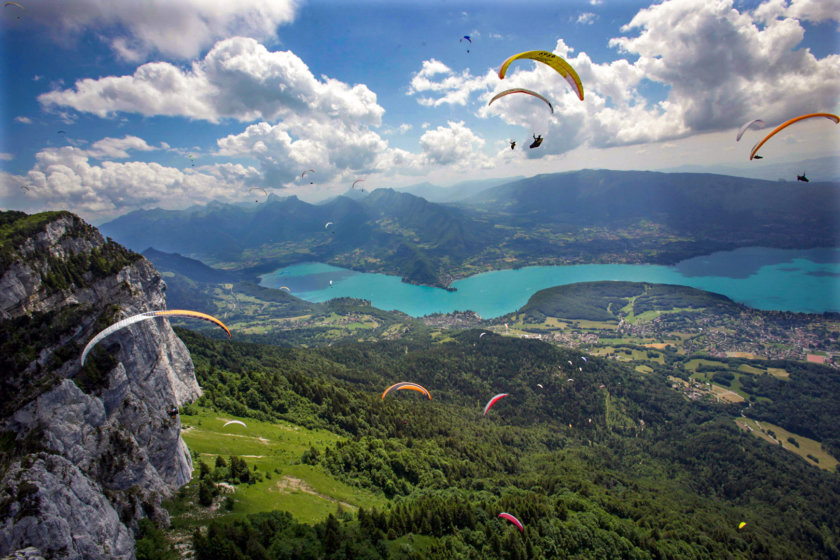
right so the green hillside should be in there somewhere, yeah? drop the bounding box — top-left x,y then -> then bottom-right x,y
156,329 -> 840,560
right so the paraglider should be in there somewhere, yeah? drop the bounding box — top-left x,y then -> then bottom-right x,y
498,50 -> 584,101
537,383 -> 544,389
738,522 -> 747,530
488,88 -> 554,114
223,420 -> 247,428
168,406 -> 178,419
581,356 -> 588,363
461,35 -> 471,53
325,221 -> 334,230
302,169 -> 315,184
249,187 -> 268,202
509,140 -> 516,150
797,173 -> 809,182
81,310 -> 231,366
4,2 -> 23,19
382,382 -> 431,400
736,119 -> 765,142
479,332 -> 487,338
750,112 -> 839,160
529,134 -> 543,149
279,286 -> 291,292
483,393 -> 509,416
352,179 -> 365,189
498,512 -> 524,533
188,154 -> 195,167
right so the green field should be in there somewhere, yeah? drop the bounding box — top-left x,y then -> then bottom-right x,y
736,417 -> 838,472
176,409 -> 387,526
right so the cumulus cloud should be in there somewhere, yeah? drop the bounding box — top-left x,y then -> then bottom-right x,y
1,144 -> 262,219
0,153 -> 13,161
419,121 -> 493,169
14,116 -> 32,124
610,0 -> 840,132
39,37 -> 384,126
84,136 -> 158,159
755,0 -> 840,24
407,59 -> 497,107
577,13 -> 598,24
27,0 -> 297,62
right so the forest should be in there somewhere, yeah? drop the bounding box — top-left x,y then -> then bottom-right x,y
152,328 -> 840,560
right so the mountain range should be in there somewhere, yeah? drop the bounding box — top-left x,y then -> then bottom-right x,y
101,169 -> 840,288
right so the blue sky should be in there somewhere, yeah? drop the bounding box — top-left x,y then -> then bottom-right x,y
0,0 -> 838,223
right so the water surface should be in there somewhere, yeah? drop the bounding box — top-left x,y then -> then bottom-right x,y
259,247 -> 840,318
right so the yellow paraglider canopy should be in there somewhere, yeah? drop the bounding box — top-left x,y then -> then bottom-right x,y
498,50 -> 583,101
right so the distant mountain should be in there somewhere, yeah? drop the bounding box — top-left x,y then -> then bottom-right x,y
142,248 -> 242,284
456,169 -> 839,247
397,176 -> 524,203
101,170 -> 839,288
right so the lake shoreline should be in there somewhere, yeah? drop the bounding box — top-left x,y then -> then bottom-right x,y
259,247 -> 840,319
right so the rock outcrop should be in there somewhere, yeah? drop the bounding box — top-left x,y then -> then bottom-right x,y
0,211 -> 202,559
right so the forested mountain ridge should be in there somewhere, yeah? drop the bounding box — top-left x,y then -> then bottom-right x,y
100,170 -> 840,288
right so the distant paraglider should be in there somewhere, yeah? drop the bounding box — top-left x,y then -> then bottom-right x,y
736,119 -> 765,142
302,169 -> 315,184
461,35 -> 471,53
81,310 -> 231,366
352,179 -> 365,190
223,420 -> 247,429
797,173 -> 809,182
498,512 -> 524,533
483,393 -> 510,416
249,187 -> 268,202
738,521 -> 747,530
382,382 -> 431,400
4,2 -> 23,19
529,134 -> 543,149
750,112 -> 839,160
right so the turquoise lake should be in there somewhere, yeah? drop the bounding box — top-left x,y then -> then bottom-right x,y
259,247 -> 840,319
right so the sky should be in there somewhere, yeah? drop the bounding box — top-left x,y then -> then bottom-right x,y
0,0 -> 838,224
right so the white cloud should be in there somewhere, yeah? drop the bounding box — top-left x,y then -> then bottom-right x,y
590,0 -> 603,5
216,115 -> 422,184
28,0 -> 297,62
2,144 -> 262,219
85,136 -> 157,159
610,0 -> 840,133
407,58 -> 497,107
14,116 -> 32,124
419,121 -> 492,169
577,13 -> 598,24
755,0 -> 840,24
39,37 -> 384,126
0,153 -> 13,161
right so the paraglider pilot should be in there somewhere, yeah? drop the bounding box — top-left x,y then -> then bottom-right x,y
797,173 -> 809,182
529,134 -> 543,149
168,406 -> 178,419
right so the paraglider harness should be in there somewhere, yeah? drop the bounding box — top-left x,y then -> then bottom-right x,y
797,173 -> 809,183
167,406 -> 178,419
529,134 -> 543,149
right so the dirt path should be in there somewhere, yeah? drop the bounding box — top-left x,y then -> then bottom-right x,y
272,476 -> 356,511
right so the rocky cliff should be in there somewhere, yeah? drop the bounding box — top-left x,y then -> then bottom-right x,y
0,211 -> 202,559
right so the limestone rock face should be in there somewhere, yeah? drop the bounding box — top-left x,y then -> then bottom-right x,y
0,211 -> 203,559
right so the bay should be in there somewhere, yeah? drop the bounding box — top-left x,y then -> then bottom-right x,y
258,247 -> 840,319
